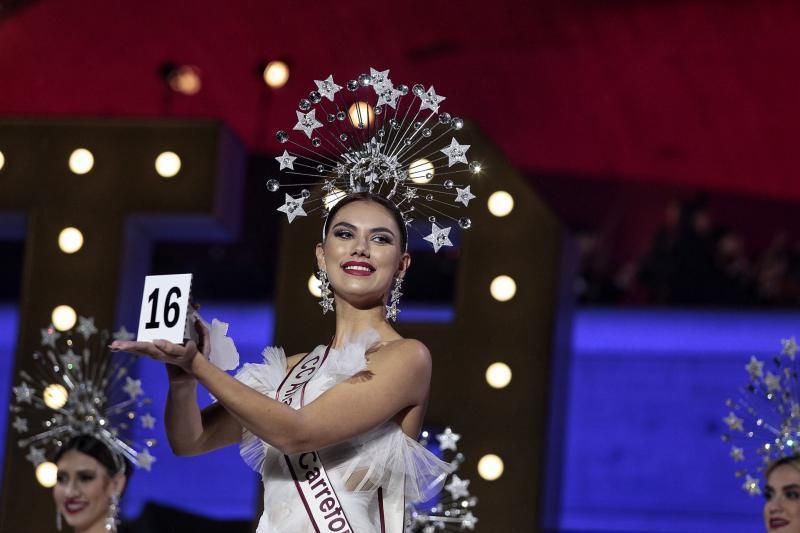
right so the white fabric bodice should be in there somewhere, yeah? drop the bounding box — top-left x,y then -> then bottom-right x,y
233,331 -> 451,533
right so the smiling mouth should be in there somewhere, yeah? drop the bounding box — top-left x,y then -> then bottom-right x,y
771,518 -> 790,529
342,262 -> 375,276
64,501 -> 88,514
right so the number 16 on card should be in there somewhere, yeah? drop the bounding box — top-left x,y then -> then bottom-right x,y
137,274 -> 193,344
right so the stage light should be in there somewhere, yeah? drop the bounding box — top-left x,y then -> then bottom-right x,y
323,188 -> 345,210
490,275 -> 516,302
488,191 -> 514,217
263,61 -> 290,89
69,148 -> 94,175
0,150 -> 5,171
348,102 -> 375,129
308,274 -> 322,298
478,454 -> 504,481
36,462 -> 58,488
51,305 -> 77,331
409,159 -> 434,184
43,384 -> 68,410
155,151 -> 181,178
58,227 -> 84,254
159,63 -> 202,96
485,362 -> 512,389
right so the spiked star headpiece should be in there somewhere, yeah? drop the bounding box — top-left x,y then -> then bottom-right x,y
11,318 -> 157,475
266,68 -> 481,253
405,427 -> 478,531
722,336 -> 800,495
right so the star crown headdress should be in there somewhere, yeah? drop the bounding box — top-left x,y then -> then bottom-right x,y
11,317 -> 157,474
722,336 -> 800,496
266,67 -> 481,253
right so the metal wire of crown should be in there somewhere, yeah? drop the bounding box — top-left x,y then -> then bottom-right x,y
10,317 -> 157,473
266,67 -> 482,253
722,336 -> 800,495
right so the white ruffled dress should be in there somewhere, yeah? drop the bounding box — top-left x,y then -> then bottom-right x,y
233,331 -> 452,533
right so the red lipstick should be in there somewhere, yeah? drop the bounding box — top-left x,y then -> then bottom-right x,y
770,518 -> 790,529
63,498 -> 88,515
341,261 -> 375,276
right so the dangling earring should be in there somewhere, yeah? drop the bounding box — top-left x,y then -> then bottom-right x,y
385,277 -> 403,322
105,493 -> 119,532
318,269 -> 334,314
56,510 -> 62,531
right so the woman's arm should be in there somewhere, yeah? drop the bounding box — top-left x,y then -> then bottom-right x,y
163,368 -> 242,456
190,338 -> 430,454
115,337 -> 431,455
157,321 -> 243,456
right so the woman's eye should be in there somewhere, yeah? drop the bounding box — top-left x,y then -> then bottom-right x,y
335,230 -> 352,239
78,474 -> 95,482
56,474 -> 68,484
788,490 -> 800,499
373,235 -> 392,244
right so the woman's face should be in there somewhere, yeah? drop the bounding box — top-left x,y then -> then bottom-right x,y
765,464 -> 800,532
53,449 -> 124,532
317,200 -> 409,308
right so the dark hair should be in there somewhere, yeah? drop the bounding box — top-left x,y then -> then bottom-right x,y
766,455 -> 800,480
322,192 -> 408,252
54,435 -> 131,478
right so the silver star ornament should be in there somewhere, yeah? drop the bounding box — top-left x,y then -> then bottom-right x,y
455,185 -> 476,206
423,224 -> 453,253
137,448 -> 156,471
376,86 -> 402,109
462,511 -> 478,530
319,297 -> 334,314
783,337 -> 799,359
140,413 -> 156,429
113,325 -> 135,341
385,303 -> 400,322
314,75 -> 342,101
369,67 -> 392,92
12,416 -> 28,433
277,194 -> 308,223
745,356 -> 764,379
436,427 -> 461,451
724,411 -> 744,431
730,446 -> 745,462
61,349 -> 82,369
123,377 -> 144,400
76,316 -> 98,340
293,109 -> 323,138
13,382 -> 33,404
445,474 -> 470,499
25,446 -> 46,466
440,137 -> 470,167
765,371 -> 782,392
743,474 -> 761,495
275,150 -> 297,171
40,326 -> 60,348
419,85 -> 446,113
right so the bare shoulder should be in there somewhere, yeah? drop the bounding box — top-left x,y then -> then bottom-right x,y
373,338 -> 431,369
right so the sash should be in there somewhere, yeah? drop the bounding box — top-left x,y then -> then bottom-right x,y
275,345 -> 356,533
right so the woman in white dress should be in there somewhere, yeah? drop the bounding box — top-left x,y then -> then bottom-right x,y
112,192 -> 451,532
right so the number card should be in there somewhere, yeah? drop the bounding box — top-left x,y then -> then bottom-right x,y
137,274 -> 193,344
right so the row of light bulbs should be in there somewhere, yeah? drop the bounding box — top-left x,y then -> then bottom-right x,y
0,148 -> 182,178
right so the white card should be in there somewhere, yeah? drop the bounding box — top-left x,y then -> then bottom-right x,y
136,274 -> 193,344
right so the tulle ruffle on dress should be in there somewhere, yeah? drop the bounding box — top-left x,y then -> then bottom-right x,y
232,330 -> 453,533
